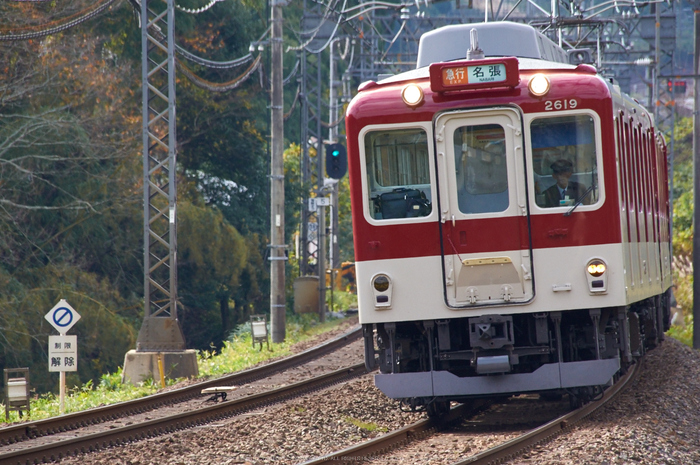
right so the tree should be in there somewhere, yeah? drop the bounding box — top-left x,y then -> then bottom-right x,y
671,117 -> 693,256
0,11 -> 144,392
0,0 -> 317,391
177,200 -> 249,350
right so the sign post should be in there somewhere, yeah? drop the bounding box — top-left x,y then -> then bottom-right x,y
45,299 -> 81,414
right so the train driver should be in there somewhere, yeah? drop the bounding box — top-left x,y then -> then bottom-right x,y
541,159 -> 589,208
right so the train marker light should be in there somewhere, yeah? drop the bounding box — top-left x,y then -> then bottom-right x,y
528,73 -> 550,97
587,261 -> 606,277
373,275 -> 390,292
371,274 -> 392,309
586,259 -> 607,294
402,84 -> 424,107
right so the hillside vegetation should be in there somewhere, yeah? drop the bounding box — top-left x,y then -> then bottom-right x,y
0,0 -> 336,394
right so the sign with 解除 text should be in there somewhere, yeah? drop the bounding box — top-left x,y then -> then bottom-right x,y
48,335 -> 78,372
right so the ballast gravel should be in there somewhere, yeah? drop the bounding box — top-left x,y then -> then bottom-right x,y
505,336 -> 700,465
57,335 -> 700,465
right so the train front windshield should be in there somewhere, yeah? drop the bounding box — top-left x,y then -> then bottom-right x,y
530,114 -> 599,209
364,128 -> 433,220
453,124 -> 508,214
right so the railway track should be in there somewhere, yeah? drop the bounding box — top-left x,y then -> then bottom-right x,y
0,325 -> 362,464
455,361 -> 641,465
302,360 -> 641,465
300,400 -> 495,465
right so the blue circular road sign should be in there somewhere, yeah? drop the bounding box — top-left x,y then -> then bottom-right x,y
45,300 -> 80,334
53,307 -> 74,328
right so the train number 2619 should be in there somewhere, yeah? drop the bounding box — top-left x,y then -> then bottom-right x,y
544,99 -> 578,111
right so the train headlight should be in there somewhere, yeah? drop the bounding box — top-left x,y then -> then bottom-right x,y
371,273 -> 393,309
528,74 -> 550,97
402,84 -> 424,107
373,275 -> 390,292
587,262 -> 606,277
585,259 -> 607,294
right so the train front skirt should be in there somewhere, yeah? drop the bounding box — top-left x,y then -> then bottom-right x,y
374,357 -> 620,398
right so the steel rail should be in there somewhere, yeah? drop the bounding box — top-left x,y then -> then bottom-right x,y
0,325 -> 362,447
302,359 -> 640,465
454,360 -> 642,465
1,362 -> 368,465
300,400 -> 494,465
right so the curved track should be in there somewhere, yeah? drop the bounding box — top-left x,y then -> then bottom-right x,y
0,325 -> 362,463
300,400 -> 495,465
302,360 -> 641,465
455,361 -> 641,465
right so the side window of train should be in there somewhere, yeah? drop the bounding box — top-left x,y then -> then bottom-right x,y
530,114 -> 600,209
453,123 -> 509,214
364,128 -> 432,220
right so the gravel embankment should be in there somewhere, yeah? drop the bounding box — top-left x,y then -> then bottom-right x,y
507,337 -> 700,464
58,335 -> 700,465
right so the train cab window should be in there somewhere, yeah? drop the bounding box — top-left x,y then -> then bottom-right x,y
531,115 -> 600,209
364,128 -> 432,220
453,123 -> 508,214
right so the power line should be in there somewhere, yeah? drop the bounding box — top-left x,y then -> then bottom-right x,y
176,55 -> 262,92
0,0 -> 117,41
175,0 -> 226,14
176,47 -> 254,69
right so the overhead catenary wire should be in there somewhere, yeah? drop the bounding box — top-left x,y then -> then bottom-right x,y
286,0 -> 348,53
303,0 -> 347,54
256,59 -> 302,91
284,85 -> 301,120
2,0 -> 350,97
0,0 -> 117,41
308,104 -> 345,128
176,46 -> 254,69
283,59 -> 301,85
343,4 -> 402,23
175,0 -> 225,14
176,54 -> 263,92
285,0 -> 338,50
128,0 -> 268,71
378,19 -> 406,62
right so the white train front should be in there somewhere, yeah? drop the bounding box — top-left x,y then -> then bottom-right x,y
344,22 -> 672,416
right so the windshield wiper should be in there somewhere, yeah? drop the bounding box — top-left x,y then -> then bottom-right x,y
564,184 -> 594,217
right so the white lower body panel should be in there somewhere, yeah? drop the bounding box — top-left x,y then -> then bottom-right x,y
358,243 -> 638,324
375,357 -> 620,398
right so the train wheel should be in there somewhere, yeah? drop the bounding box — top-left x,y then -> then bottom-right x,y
568,390 -> 584,409
540,391 -> 564,401
426,400 -> 451,418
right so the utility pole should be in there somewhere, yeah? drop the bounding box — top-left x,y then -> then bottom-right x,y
317,197 -> 326,323
692,1 -> 700,349
329,40 -> 341,273
270,0 -> 286,342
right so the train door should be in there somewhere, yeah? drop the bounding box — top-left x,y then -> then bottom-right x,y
434,108 -> 534,307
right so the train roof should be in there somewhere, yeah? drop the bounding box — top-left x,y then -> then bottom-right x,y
416,21 -> 569,68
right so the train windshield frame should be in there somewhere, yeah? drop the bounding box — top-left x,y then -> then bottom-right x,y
360,123 -> 436,223
527,112 -> 603,211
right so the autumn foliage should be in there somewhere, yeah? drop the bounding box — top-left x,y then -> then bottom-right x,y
0,0 -> 275,393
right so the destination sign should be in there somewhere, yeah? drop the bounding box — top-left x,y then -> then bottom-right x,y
441,63 -> 507,87
429,57 -> 520,92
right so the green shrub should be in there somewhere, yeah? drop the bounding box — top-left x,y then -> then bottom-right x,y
1,317 -> 351,424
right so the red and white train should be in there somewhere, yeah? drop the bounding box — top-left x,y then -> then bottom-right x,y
345,21 -> 672,415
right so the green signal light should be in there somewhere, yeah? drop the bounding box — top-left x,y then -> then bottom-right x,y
326,143 -> 347,179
